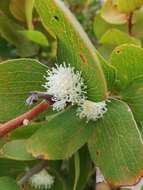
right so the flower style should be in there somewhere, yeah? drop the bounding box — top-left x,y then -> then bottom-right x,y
77,100 -> 107,122
43,63 -> 87,111
30,169 -> 55,189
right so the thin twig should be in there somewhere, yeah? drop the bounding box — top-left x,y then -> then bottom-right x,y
0,101 -> 50,137
18,160 -> 48,186
128,12 -> 133,36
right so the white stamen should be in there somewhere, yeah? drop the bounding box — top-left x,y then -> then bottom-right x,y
43,63 -> 87,111
30,169 -> 55,189
77,100 -> 107,122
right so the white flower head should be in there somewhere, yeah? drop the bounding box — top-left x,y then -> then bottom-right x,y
30,169 -> 55,189
43,63 -> 87,111
77,100 -> 107,122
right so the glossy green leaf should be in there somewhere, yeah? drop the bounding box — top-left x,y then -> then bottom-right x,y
19,30 -> 49,46
100,28 -> 141,46
101,0 -> 127,24
0,58 -> 47,122
88,99 -> 143,186
116,0 -> 143,13
0,140 -> 34,160
35,0 -> 107,101
0,177 -> 20,190
0,13 -> 38,57
121,76 -> 143,123
27,107 -> 93,160
111,44 -> 143,90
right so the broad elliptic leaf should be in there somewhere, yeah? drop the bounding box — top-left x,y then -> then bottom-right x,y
88,99 -> 143,186
101,0 -> 127,24
100,28 -> 141,46
116,0 -> 143,13
0,177 -> 20,190
27,107 -> 93,160
0,140 -> 34,161
111,44 -> 143,90
121,76 -> 143,123
34,0 -> 107,101
0,58 -> 47,122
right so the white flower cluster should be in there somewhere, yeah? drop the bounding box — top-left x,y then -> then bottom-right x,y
78,100 -> 107,122
43,64 -> 107,122
43,63 -> 86,111
30,169 -> 55,189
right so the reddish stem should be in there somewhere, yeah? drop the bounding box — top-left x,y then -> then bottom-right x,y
128,12 -> 133,36
0,101 -> 50,137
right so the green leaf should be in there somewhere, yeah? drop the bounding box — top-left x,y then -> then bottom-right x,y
19,30 -> 49,46
97,52 -> 116,91
9,0 -> 26,22
116,0 -> 143,13
0,177 -> 20,190
73,152 -> 80,190
0,140 -> 34,161
9,0 -> 34,29
93,13 -> 127,40
0,58 -> 47,122
121,76 -> 143,123
101,0 -> 127,24
27,107 -> 93,160
88,99 -> 143,186
10,123 -> 41,140
0,158 -> 36,177
35,0 -> 107,101
0,13 -> 38,57
100,28 -> 141,46
25,0 -> 35,30
76,146 -> 93,190
111,44 -> 143,90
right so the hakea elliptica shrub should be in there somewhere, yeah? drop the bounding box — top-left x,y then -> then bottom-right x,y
1,0 -> 143,190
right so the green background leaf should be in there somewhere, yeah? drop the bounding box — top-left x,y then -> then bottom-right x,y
116,0 -> 143,13
121,76 -> 143,124
111,44 -> 143,90
100,28 -> 141,46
